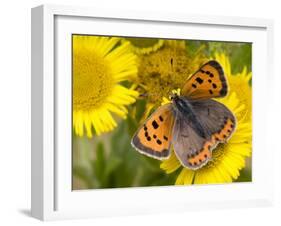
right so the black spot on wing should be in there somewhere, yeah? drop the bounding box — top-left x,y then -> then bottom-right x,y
156,139 -> 162,145
152,120 -> 159,129
132,136 -> 170,158
208,60 -> 227,97
144,130 -> 151,141
195,77 -> 204,84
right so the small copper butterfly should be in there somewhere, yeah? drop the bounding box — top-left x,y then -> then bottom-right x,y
131,60 -> 236,170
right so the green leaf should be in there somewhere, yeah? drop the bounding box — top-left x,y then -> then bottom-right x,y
230,44 -> 252,74
73,165 -> 95,188
135,99 -> 147,122
92,142 -> 106,184
126,114 -> 138,137
235,168 -> 252,182
139,155 -> 162,172
104,156 -> 122,177
208,42 -> 252,74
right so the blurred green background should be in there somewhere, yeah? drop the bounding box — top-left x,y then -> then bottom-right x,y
72,38 -> 252,190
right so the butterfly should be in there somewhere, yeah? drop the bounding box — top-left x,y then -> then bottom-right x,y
131,60 -> 236,170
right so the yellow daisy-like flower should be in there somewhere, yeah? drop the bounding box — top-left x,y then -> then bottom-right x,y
214,53 -> 252,121
73,35 -> 139,137
160,91 -> 252,184
123,38 -> 165,55
136,40 -> 208,106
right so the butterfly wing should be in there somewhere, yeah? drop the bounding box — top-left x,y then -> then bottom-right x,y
172,98 -> 236,170
172,113 -> 212,170
181,60 -> 228,100
131,104 -> 175,160
190,99 -> 236,143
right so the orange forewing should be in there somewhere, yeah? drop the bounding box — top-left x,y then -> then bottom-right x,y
181,60 -> 228,100
131,104 -> 175,160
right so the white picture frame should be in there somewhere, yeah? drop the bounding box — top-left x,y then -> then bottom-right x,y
31,4 -> 274,221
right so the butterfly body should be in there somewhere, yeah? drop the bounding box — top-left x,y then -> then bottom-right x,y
131,60 -> 236,170
171,94 -> 208,139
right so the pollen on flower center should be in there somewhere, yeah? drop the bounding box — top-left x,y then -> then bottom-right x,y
137,41 -> 207,105
138,46 -> 189,103
73,50 -> 113,111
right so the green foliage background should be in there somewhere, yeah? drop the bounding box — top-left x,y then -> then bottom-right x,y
72,38 -> 252,189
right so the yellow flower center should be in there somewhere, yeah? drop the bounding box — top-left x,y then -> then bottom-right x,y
73,49 -> 113,111
137,41 -> 207,105
138,46 -> 189,103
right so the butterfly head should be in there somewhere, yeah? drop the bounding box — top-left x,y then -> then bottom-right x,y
169,88 -> 181,101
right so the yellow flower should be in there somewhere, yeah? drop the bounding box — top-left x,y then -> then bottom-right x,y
214,53 -> 252,121
123,38 -> 165,55
161,92 -> 252,184
160,53 -> 252,185
73,35 -> 139,137
135,40 -> 208,106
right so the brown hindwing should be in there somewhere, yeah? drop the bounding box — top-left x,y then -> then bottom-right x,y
187,117 -> 236,168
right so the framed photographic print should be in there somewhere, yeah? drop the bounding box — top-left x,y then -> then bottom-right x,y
31,4 -> 274,221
